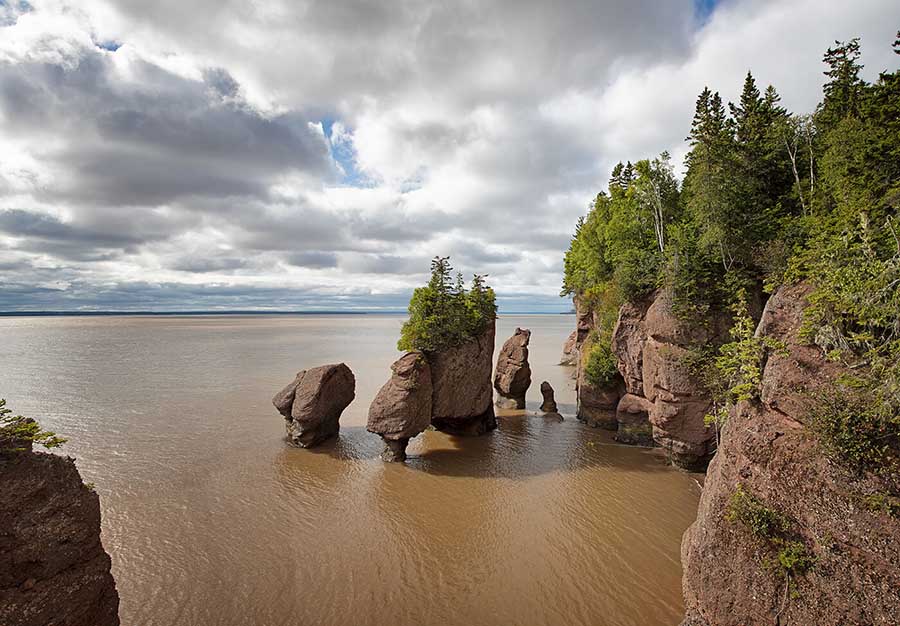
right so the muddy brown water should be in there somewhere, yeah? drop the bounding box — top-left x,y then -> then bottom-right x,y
1,314 -> 700,626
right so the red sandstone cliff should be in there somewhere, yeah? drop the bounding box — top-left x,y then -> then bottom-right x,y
680,283 -> 900,625
0,445 -> 120,626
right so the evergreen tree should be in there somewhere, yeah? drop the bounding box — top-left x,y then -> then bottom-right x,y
818,38 -> 864,131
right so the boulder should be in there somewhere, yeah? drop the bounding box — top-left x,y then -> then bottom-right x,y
273,363 -> 355,447
367,352 -> 432,462
539,381 -> 558,413
680,282 -> 900,626
493,327 -> 532,409
0,451 -> 119,626
429,321 -> 497,436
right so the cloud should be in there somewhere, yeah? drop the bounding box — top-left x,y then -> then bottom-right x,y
1,0 -> 899,311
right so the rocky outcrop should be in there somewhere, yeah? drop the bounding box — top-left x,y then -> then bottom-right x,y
0,448 -> 119,626
367,352 -> 433,462
273,363 -> 355,447
560,331 -> 578,366
607,289 -> 730,469
615,393 -> 654,446
429,320 -> 497,436
493,327 -> 532,409
561,294 -> 595,368
680,283 -> 900,626
539,381 -> 558,413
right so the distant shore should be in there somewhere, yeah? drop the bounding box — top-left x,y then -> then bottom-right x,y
0,310 -> 576,317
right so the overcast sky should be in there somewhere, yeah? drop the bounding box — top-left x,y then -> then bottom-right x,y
1,0 -> 898,312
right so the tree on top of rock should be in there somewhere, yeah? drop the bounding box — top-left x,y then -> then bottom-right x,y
398,256 -> 497,352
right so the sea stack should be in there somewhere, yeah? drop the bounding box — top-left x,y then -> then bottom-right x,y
539,381 -> 558,413
493,327 -> 532,409
0,441 -> 120,626
429,319 -> 497,436
273,363 -> 355,448
367,352 -> 433,462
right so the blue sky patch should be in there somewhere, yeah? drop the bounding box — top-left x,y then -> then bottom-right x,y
323,118 -> 374,187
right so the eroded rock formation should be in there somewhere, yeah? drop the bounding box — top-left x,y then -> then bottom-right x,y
614,393 -> 653,446
539,381 -> 558,413
0,446 -> 119,626
680,283 -> 900,625
560,331 -> 578,366
429,321 -> 497,436
367,352 -> 433,462
273,363 -> 355,447
609,289 -> 730,469
494,327 -> 532,409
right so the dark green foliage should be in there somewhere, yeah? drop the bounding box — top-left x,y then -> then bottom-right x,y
817,38 -> 864,133
583,333 -> 619,388
562,32 -> 900,479
701,289 -> 788,431
398,256 -> 497,352
0,398 -> 66,452
807,377 -> 899,476
562,154 -> 678,301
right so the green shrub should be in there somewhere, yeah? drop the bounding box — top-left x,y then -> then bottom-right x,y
583,336 -> 619,388
727,484 -> 817,584
807,379 -> 900,475
767,540 -> 816,579
727,484 -> 790,539
0,399 -> 66,453
863,493 -> 900,518
398,257 -> 497,352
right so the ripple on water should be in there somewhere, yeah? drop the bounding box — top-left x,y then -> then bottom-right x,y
0,314 -> 700,626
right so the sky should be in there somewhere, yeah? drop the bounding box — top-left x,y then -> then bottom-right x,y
0,0 -> 898,312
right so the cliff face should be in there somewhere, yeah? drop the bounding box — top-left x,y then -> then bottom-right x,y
680,283 -> 900,626
573,288 -> 728,469
611,289 -> 730,469
0,448 -> 120,626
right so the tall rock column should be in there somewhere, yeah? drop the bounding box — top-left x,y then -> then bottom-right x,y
608,289 -> 730,469
429,319 -> 497,436
493,327 -> 532,409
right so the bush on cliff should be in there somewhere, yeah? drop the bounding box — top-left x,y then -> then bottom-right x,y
583,333 -> 619,388
398,256 -> 497,353
0,398 -> 66,453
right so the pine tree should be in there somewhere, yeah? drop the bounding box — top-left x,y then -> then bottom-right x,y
818,38 -> 864,131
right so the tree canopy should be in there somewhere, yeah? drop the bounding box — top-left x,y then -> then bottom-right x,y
398,256 -> 497,352
562,32 -> 900,473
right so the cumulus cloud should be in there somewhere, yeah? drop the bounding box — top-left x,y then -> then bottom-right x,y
0,0 -> 899,311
